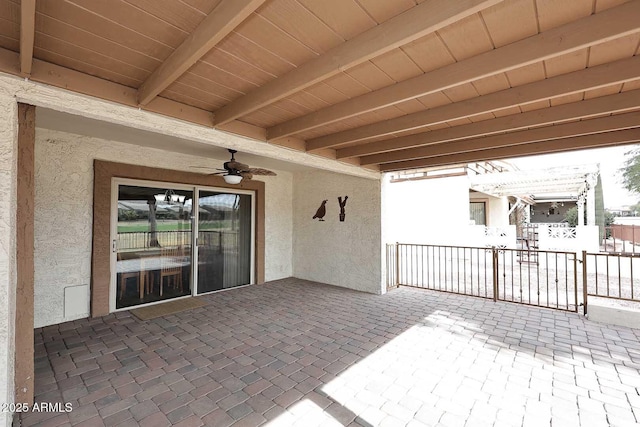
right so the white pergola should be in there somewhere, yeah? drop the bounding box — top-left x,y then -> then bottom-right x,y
469,164 -> 600,226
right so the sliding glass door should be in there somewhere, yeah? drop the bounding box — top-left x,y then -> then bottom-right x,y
115,184 -> 193,309
112,180 -> 254,311
196,190 -> 253,294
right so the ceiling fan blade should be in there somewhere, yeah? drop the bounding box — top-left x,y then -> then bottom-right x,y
240,172 -> 253,180
245,168 -> 277,176
208,171 -> 227,176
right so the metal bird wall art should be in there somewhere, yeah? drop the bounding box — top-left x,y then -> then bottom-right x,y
313,200 -> 328,221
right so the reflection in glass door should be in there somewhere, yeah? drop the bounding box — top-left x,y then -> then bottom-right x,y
115,185 -> 193,308
197,191 -> 253,293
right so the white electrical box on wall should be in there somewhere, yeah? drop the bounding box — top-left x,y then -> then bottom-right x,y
64,284 -> 90,320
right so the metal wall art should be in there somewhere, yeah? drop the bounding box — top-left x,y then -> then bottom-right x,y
338,196 -> 348,222
312,197 -> 350,222
312,200 -> 327,221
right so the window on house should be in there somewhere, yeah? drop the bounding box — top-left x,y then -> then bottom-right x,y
470,202 -> 486,225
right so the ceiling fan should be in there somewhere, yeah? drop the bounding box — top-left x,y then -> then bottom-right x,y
199,149 -> 277,184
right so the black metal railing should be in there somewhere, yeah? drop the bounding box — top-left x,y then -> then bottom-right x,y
397,244 -> 494,299
583,250 -> 640,314
117,230 -> 241,253
117,230 -> 192,250
495,248 -> 578,311
389,243 -> 579,312
386,243 -> 397,291
602,225 -> 640,254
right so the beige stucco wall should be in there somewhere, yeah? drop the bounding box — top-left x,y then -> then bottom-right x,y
292,170 -> 382,294
34,129 -> 293,328
0,94 -> 17,427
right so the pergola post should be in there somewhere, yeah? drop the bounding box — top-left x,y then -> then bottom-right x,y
577,197 -> 585,226
586,176 -> 597,226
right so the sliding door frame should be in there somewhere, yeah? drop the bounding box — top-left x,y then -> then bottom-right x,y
92,160 -> 265,317
194,186 -> 255,296
110,178 -> 197,312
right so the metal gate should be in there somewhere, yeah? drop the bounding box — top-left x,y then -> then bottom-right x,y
582,250 -> 640,315
388,243 -> 579,312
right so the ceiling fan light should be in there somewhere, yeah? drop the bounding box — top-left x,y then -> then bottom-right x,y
223,174 -> 243,185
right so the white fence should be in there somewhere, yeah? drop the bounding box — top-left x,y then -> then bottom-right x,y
467,225 -> 517,248
537,225 -> 599,253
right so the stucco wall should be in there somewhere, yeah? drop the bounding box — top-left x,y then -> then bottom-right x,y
0,94 -> 17,427
262,172 -> 293,280
34,129 -> 293,328
383,174 -> 470,245
292,170 -> 382,294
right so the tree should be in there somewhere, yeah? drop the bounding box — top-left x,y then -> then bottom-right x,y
604,210 -> 615,227
621,148 -> 640,194
564,206 -> 583,227
563,206 -> 614,228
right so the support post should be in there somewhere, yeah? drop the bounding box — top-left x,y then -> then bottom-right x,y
582,250 -> 588,316
492,247 -> 499,302
573,252 -> 579,313
587,185 -> 596,226
16,103 -> 35,407
395,243 -> 400,288
0,95 -> 20,427
577,198 -> 585,226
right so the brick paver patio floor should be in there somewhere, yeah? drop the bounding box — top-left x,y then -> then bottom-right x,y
18,278 -> 640,427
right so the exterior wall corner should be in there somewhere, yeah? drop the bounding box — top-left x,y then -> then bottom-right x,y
0,93 -> 18,427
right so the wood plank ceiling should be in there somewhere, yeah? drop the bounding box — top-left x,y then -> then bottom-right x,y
1,0 -> 639,173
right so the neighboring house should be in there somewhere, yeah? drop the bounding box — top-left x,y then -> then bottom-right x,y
385,163 -> 602,252
384,161 -> 515,248
609,206 -> 639,218
470,164 -> 602,252
529,198 -> 576,223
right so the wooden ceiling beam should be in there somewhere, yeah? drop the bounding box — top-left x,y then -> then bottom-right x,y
307,55 -> 640,150
137,0 -> 267,106
212,0 -> 504,126
19,0 -> 36,77
0,47 -> 251,137
0,47 -> 319,149
379,128 -> 640,172
362,111 -> 640,165
337,90 -> 640,159
268,0 -> 640,140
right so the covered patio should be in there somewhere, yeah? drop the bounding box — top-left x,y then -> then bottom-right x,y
21,279 -> 640,427
2,0 -> 640,425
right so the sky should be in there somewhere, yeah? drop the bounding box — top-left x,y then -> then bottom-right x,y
507,144 -> 640,209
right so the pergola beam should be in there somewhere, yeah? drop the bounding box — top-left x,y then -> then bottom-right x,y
379,128 -> 640,171
308,55 -> 640,150
138,0 -> 267,106
212,0 -> 504,126
361,111 -> 640,165
19,0 -> 36,76
473,183 -> 588,195
268,0 -> 640,140
337,89 -> 640,159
